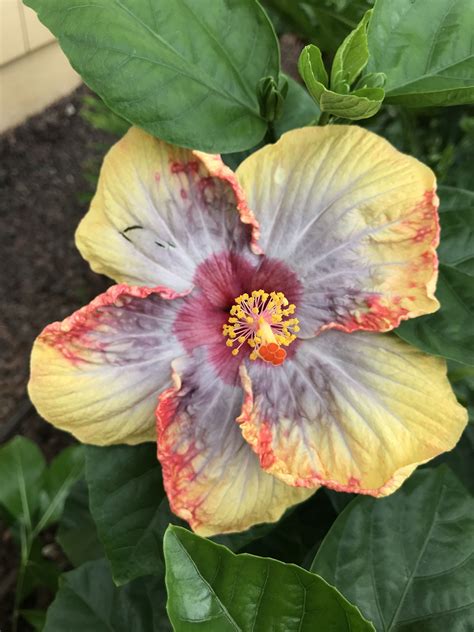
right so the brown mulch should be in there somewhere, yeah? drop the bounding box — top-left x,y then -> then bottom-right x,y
0,85 -> 111,438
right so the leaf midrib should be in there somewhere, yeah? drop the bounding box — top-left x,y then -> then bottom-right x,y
174,535 -> 241,630
385,480 -> 446,630
386,54 -> 474,94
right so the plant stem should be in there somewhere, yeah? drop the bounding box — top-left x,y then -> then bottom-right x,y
318,111 -> 330,126
12,525 -> 31,632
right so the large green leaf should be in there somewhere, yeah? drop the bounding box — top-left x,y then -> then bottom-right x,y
24,0 -> 280,152
438,185 -> 474,275
56,480 -> 104,567
312,467 -> 474,631
164,525 -> 375,631
395,264 -> 474,365
0,436 -> 46,524
86,444 -> 168,585
367,0 -> 474,106
43,559 -> 169,632
39,445 -> 85,528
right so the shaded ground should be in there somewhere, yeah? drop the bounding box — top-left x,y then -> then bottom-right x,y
0,85 -> 111,438
0,85 -> 113,629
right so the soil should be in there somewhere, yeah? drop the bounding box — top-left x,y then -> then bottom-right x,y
0,85 -> 113,630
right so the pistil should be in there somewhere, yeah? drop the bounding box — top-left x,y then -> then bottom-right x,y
222,290 -> 299,366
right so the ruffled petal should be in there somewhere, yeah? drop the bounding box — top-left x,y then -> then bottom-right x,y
76,127 -> 259,291
156,353 -> 313,536
238,331 -> 467,495
29,285 -> 184,445
236,126 -> 440,335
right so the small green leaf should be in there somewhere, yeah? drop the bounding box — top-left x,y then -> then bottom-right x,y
396,264 -> 474,365
56,480 -> 104,567
355,71 -> 386,89
367,0 -> 474,106
43,559 -> 169,632
298,44 -> 329,100
85,444 -> 167,585
319,87 -> 384,119
331,9 -> 372,92
20,609 -> 46,631
164,525 -> 375,631
312,467 -> 474,631
299,43 -> 383,120
24,0 -> 280,152
39,445 -> 85,529
438,185 -> 474,275
0,436 -> 45,524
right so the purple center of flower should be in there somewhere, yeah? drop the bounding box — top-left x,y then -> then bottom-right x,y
174,251 -> 302,380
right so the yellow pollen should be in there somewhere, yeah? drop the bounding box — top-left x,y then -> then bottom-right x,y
222,289 -> 299,365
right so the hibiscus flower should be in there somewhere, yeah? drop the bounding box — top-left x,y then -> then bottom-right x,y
29,125 -> 467,536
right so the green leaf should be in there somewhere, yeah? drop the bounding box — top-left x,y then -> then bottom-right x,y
164,525 -> 375,631
298,44 -> 329,94
319,87 -> 384,119
299,43 -> 383,120
367,0 -> 474,107
56,480 -> 104,567
355,71 -> 386,89
39,445 -> 85,529
0,436 -> 45,524
20,609 -> 46,631
312,467 -> 474,631
24,0 -> 280,153
43,559 -> 169,632
396,264 -> 474,365
438,185 -> 474,275
85,444 -> 168,585
22,539 -> 61,600
298,44 -> 329,101
430,425 -> 474,494
331,9 -> 372,92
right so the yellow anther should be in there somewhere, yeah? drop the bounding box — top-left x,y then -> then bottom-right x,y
222,289 -> 299,362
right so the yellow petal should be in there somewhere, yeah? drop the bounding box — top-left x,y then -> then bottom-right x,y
238,331 -> 467,496
76,126 -> 258,291
157,354 -> 313,536
236,126 -> 440,335
28,285 -> 183,445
